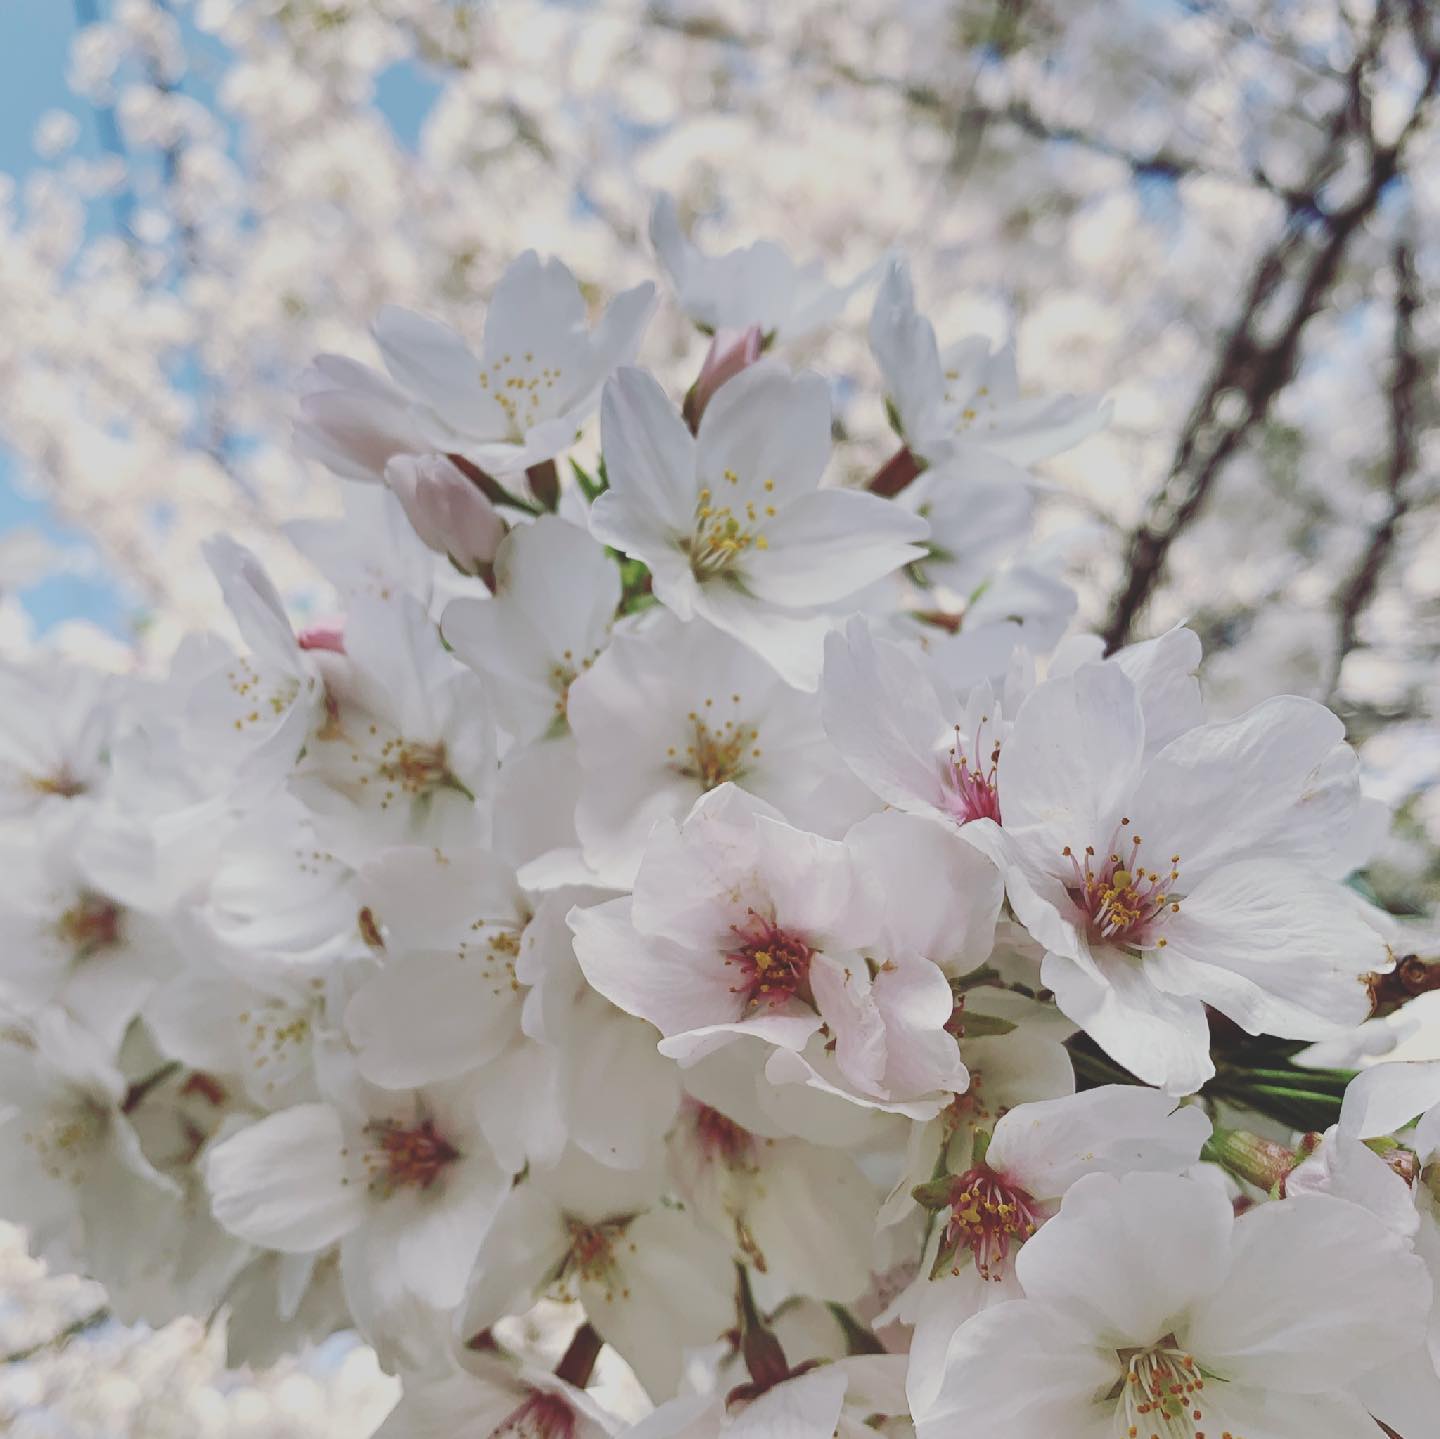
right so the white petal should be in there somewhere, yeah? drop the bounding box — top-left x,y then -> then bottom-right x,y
744,490 -> 928,607
1284,1131 -> 1419,1237
1187,1193 -> 1432,1392
345,955 -> 520,1088
845,809 -> 1004,973
869,255 -> 944,446
570,896 -> 742,1036
599,366 -> 697,535
1153,861 -> 1381,1039
582,1206 -> 734,1401
1109,625 -> 1203,754
998,662 -> 1145,864
912,1298 -> 1116,1439
729,1365 -> 850,1439
205,1105 -> 365,1252
821,619 -> 954,818
695,363 -> 831,504
1042,948 -> 1215,1094
1127,695 -> 1360,879
989,1085 -> 1209,1198
688,585 -> 837,690
1015,1172 -> 1231,1346
1339,1059 -> 1440,1140
373,304 -> 486,436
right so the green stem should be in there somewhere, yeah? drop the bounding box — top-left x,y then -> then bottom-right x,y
826,1303 -> 887,1356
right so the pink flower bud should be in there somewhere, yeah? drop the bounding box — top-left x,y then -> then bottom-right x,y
385,454 -> 507,575
297,619 -> 346,654
684,324 -> 764,430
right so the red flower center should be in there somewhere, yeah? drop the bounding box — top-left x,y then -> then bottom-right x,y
55,892 -> 124,959
943,1164 -> 1041,1281
940,717 -> 1002,825
1064,819 -> 1182,950
364,1117 -> 459,1195
494,1392 -> 577,1439
724,911 -> 814,1014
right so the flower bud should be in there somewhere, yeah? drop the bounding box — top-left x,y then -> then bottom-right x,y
296,619 -> 346,654
385,453 -> 507,575
1204,1126 -> 1299,1193
684,324 -> 764,430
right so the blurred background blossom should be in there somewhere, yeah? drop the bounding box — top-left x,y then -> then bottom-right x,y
4,0 -> 1440,1426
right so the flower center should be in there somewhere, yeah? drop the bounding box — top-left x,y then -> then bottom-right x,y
479,351 -> 562,442
942,1164 -> 1041,1281
724,911 -> 814,1014
363,1117 -> 460,1196
1064,820 -> 1181,949
238,1003 -> 313,1100
226,657 -> 302,730
376,738 -> 456,797
671,702 -> 760,790
940,718 -> 1001,824
548,646 -> 599,726
494,1392 -> 577,1439
686,473 -> 775,578
563,1215 -> 634,1301
22,1100 -> 108,1186
54,892 -> 124,960
941,377 -> 993,432
29,768 -> 87,799
690,1100 -> 758,1168
1118,1341 -> 1212,1439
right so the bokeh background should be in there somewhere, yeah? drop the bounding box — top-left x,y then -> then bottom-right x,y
3,0 -> 1440,1431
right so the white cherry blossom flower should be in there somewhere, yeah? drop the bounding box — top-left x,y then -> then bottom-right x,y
339,845 -> 535,1095
0,813 -> 178,1051
289,592 -> 496,860
589,363 -> 928,687
1286,1061 -> 1440,1434
870,255 -> 1106,468
370,253 -> 655,481
186,535 -> 326,796
0,658 -> 115,819
572,786 -> 975,1115
667,1096 -> 880,1303
204,1064 -> 510,1335
822,620 -> 1204,838
0,1010 -> 180,1293
569,611 -> 873,886
903,1087 -> 1211,1414
443,515 -> 621,745
461,1148 -> 734,1402
650,194 -> 875,342
913,1171 -> 1432,1439
972,660 -> 1385,1092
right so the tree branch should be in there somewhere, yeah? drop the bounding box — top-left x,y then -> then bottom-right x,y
1101,7 -> 1440,649
1326,239 -> 1425,697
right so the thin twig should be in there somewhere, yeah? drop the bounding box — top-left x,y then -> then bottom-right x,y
1326,239 -> 1425,698
1102,5 -> 1440,648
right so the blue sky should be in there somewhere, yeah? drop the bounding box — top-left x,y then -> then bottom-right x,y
0,0 -> 130,635
0,1 -> 440,638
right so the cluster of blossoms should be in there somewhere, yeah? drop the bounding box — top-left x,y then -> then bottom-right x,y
2,206 -> 1439,1439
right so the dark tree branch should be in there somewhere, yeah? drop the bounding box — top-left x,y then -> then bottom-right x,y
1327,239 -> 1425,698
1101,6 -> 1440,650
